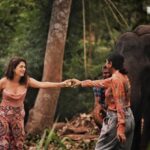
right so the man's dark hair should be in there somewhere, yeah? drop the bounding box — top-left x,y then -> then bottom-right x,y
107,52 -> 128,74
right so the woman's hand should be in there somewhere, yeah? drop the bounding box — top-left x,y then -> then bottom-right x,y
59,78 -> 82,88
62,79 -> 72,87
71,79 -> 82,87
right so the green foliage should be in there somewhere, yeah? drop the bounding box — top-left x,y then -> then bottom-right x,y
56,88 -> 94,121
36,128 -> 70,150
148,143 -> 150,150
0,0 -> 21,53
0,0 -> 53,77
5,0 -> 49,77
36,129 -> 47,150
26,128 -> 96,149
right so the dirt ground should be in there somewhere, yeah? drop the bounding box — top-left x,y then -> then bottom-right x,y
24,113 -> 100,150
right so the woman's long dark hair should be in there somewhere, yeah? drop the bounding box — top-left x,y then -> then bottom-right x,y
5,57 -> 28,85
107,52 -> 128,75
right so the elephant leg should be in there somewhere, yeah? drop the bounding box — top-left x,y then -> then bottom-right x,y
131,104 -> 142,150
141,118 -> 150,150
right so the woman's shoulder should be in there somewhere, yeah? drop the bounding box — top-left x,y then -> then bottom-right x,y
26,76 -> 37,87
0,77 -> 8,89
0,77 -> 7,83
27,77 -> 34,83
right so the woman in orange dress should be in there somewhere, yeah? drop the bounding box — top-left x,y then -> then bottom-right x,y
0,57 -> 70,150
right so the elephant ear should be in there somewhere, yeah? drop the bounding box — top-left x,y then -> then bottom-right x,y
115,27 -> 142,80
134,25 -> 150,36
136,25 -> 150,61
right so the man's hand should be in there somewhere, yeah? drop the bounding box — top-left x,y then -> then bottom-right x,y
117,132 -> 126,143
71,79 -> 82,87
92,103 -> 104,129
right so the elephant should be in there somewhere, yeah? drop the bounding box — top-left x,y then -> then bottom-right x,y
115,25 -> 150,150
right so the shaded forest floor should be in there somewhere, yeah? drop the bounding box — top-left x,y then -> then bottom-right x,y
24,113 -> 100,150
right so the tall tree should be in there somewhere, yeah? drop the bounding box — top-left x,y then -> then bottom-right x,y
26,0 -> 72,134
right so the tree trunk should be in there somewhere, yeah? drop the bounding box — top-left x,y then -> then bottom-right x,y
25,0 -> 72,134
82,0 -> 87,78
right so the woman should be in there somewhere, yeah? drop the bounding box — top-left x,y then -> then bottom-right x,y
72,53 -> 135,150
0,57 -> 70,150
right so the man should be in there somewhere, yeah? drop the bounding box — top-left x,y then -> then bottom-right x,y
71,53 -> 135,150
92,65 -> 111,129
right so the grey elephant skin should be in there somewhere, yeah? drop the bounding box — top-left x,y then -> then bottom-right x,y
115,25 -> 150,150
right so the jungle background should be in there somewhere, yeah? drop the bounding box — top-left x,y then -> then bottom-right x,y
0,0 -> 150,149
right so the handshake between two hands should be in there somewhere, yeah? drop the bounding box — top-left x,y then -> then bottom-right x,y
63,79 -> 82,87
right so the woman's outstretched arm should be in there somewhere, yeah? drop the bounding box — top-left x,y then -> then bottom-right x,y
28,77 -> 71,88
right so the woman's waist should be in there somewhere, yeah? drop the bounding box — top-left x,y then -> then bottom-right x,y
0,99 -> 24,107
0,104 -> 25,117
